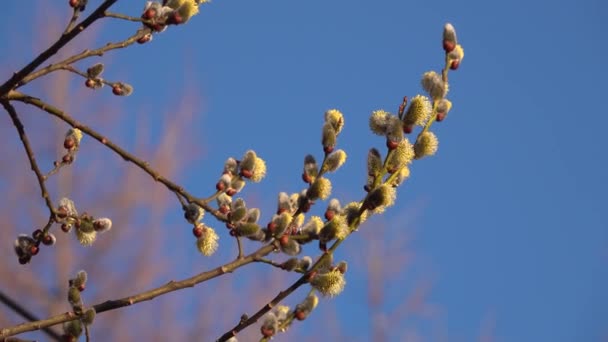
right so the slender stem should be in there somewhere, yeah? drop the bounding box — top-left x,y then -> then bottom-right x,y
0,0 -> 118,97
8,91 -> 227,223
0,244 -> 278,338
63,8 -> 82,35
0,291 -> 62,341
58,65 -> 115,87
2,101 -> 55,217
104,11 -> 146,22
236,236 -> 244,259
84,323 -> 90,342
16,27 -> 150,89
254,258 -> 306,274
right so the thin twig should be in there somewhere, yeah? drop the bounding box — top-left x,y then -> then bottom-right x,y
253,258 -> 305,273
8,91 -> 227,223
58,65 -> 116,88
84,323 -> 90,342
104,11 -> 145,22
216,273 -> 310,342
16,27 -> 150,89
0,243 -> 278,338
236,236 -> 244,259
0,291 -> 63,341
2,101 -> 55,217
0,0 -> 118,97
63,8 -> 82,34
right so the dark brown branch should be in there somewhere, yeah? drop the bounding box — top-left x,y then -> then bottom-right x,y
8,91 -> 226,222
216,275 -> 309,342
0,244 -> 277,338
1,101 -> 55,216
0,0 -> 118,97
0,291 -> 62,341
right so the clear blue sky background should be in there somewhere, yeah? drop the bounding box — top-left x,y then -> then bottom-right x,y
2,0 -> 607,341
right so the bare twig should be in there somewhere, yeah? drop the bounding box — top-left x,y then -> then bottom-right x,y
0,243 -> 278,338
216,273 -> 310,342
63,7 -> 82,34
104,11 -> 146,23
0,291 -> 62,341
254,258 -> 305,273
1,101 -> 55,217
16,27 -> 150,89
8,91 -> 227,223
0,0 -> 118,97
58,65 -> 116,88
236,236 -> 244,259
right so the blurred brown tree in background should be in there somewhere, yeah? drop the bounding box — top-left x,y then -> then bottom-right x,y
0,1 -> 465,341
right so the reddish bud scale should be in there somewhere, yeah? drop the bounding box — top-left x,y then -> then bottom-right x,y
167,12 -> 183,25
240,169 -> 253,179
78,284 -> 85,292
69,0 -> 79,8
267,221 -> 277,233
443,40 -> 456,53
64,137 -> 75,150
279,235 -> 290,246
450,60 -> 460,70
62,334 -> 77,342
42,235 -> 54,246
215,181 -> 225,191
112,85 -> 123,96
151,23 -> 165,32
306,270 -> 318,282
436,112 -> 446,122
192,226 -> 203,238
62,154 -> 73,164
57,206 -> 68,219
84,79 -> 95,88
324,146 -> 334,154
301,172 -> 312,184
226,188 -> 237,196
386,139 -> 399,150
277,208 -> 287,215
324,209 -> 335,221
261,327 -> 274,338
229,229 -> 237,237
403,124 -> 414,134
61,224 -> 71,233
295,310 -> 307,321
137,35 -> 151,44
29,245 -> 39,256
219,205 -> 230,215
225,222 -> 236,230
142,8 -> 156,20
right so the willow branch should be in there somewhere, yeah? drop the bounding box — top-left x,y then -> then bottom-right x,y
8,91 -> 226,222
63,7 -> 82,35
0,291 -> 62,341
1,101 -> 55,216
0,243 -> 278,339
0,0 -> 118,97
16,27 -> 150,89
103,11 -> 146,22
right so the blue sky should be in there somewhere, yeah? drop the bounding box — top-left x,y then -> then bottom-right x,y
2,0 -> 607,341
